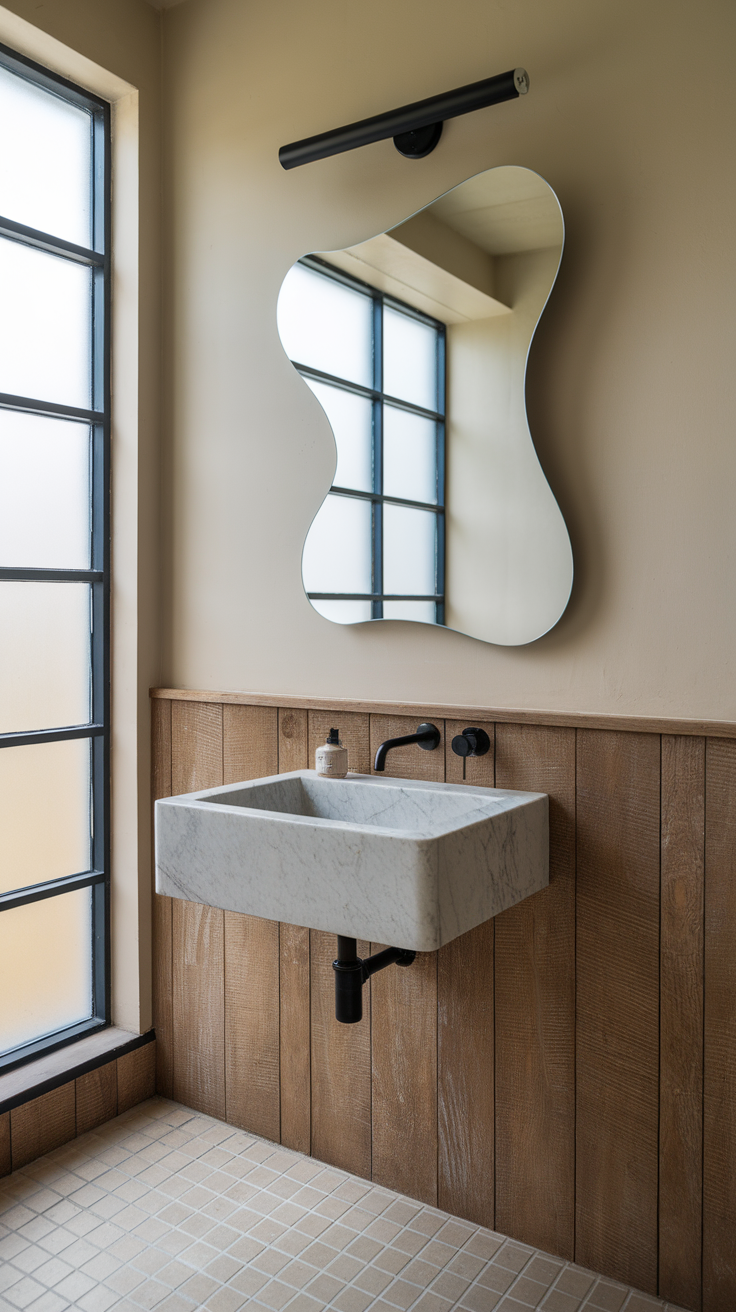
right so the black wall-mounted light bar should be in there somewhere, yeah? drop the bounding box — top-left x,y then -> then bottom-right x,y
279,66 -> 529,170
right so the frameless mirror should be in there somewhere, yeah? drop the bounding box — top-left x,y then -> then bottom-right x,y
277,165 -> 572,646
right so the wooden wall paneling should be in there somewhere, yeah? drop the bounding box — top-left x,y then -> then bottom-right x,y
223,703 -> 278,781
659,735 -> 705,1311
11,1083 -> 76,1169
438,920 -> 495,1227
369,714 -> 445,781
575,730 -> 661,1293
703,738 -> 736,1312
494,724 -> 576,1260
76,1063 -> 118,1135
223,705 -> 281,1141
172,899 -> 226,1117
278,707 -> 309,773
310,929 -> 372,1178
117,1043 -> 156,1114
224,912 -> 280,1140
309,709 -> 371,774
280,922 -> 311,1154
0,1112 -> 10,1178
444,718 -> 495,787
369,712 -> 442,1204
439,719 -> 495,1227
171,701 -> 225,1117
152,696 -> 174,1095
171,700 -> 223,795
372,945 -> 438,1205
277,708 -> 311,1153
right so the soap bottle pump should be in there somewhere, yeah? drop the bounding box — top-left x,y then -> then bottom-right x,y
315,728 -> 348,778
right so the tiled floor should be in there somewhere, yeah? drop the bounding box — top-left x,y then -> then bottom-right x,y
0,1098 -> 687,1312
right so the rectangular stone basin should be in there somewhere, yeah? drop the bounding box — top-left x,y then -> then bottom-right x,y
155,770 -> 548,952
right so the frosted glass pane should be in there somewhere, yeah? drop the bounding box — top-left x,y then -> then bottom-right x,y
383,407 -> 438,504
0,67 -> 91,247
302,494 -> 372,595
0,888 -> 92,1055
0,739 -> 91,894
0,411 -> 90,568
0,583 -> 91,733
278,263 -> 372,387
306,379 -> 373,493
0,238 -> 91,408
311,599 -> 372,624
383,307 -> 438,411
383,504 -> 437,596
383,600 -> 437,623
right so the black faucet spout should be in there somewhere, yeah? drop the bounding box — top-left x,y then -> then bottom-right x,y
373,722 -> 441,772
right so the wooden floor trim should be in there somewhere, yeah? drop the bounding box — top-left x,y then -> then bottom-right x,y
150,688 -> 736,740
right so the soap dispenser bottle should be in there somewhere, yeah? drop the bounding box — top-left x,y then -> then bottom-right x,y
315,728 -> 348,778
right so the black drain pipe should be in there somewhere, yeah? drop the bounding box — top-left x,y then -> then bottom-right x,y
333,936 -> 415,1023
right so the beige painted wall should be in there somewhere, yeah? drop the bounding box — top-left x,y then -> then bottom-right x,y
0,0 -> 162,1031
162,0 -> 735,720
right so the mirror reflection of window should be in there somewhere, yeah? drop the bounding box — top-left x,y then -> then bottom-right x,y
278,258 -> 445,625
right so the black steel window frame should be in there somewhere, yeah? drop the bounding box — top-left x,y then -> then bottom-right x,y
293,255 -> 446,624
0,43 -> 111,1074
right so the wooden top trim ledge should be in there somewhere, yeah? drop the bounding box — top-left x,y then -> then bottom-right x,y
150,688 -> 736,739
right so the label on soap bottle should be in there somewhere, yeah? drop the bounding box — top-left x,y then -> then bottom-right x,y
315,732 -> 348,778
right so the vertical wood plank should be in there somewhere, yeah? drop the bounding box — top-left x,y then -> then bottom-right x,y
0,1112 -> 10,1178
310,928 -> 372,1178
224,912 -> 280,1139
277,708 -> 311,1153
223,706 -> 281,1141
278,708 -> 309,773
171,700 -> 223,796
223,704 -> 278,781
309,710 -> 371,774
438,920 -> 494,1227
152,696 -> 174,1096
439,719 -> 495,1227
703,738 -> 736,1312
173,900 -> 226,1116
76,1063 -> 118,1135
372,946 -> 438,1204
369,712 -> 442,1204
171,701 -> 225,1117
494,723 -> 576,1260
117,1043 -> 156,1113
369,714 -> 445,781
11,1084 -> 76,1169
659,735 -> 704,1311
280,923 -> 311,1153
575,730 -> 661,1293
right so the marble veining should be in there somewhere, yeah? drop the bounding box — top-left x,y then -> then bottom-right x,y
155,771 -> 548,952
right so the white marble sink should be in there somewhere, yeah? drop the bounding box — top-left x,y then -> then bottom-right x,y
155,770 -> 548,952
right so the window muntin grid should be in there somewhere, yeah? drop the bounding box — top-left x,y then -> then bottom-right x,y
282,256 -> 446,625
0,42 -> 110,1072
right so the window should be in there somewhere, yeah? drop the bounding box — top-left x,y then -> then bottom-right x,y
0,44 -> 110,1071
278,257 -> 445,625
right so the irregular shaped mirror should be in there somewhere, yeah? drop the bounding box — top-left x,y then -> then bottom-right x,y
277,165 -> 572,645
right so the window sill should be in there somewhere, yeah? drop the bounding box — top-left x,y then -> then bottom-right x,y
0,1027 -> 154,1115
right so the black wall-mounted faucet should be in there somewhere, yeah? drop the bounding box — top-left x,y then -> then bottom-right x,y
373,722 -> 441,772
